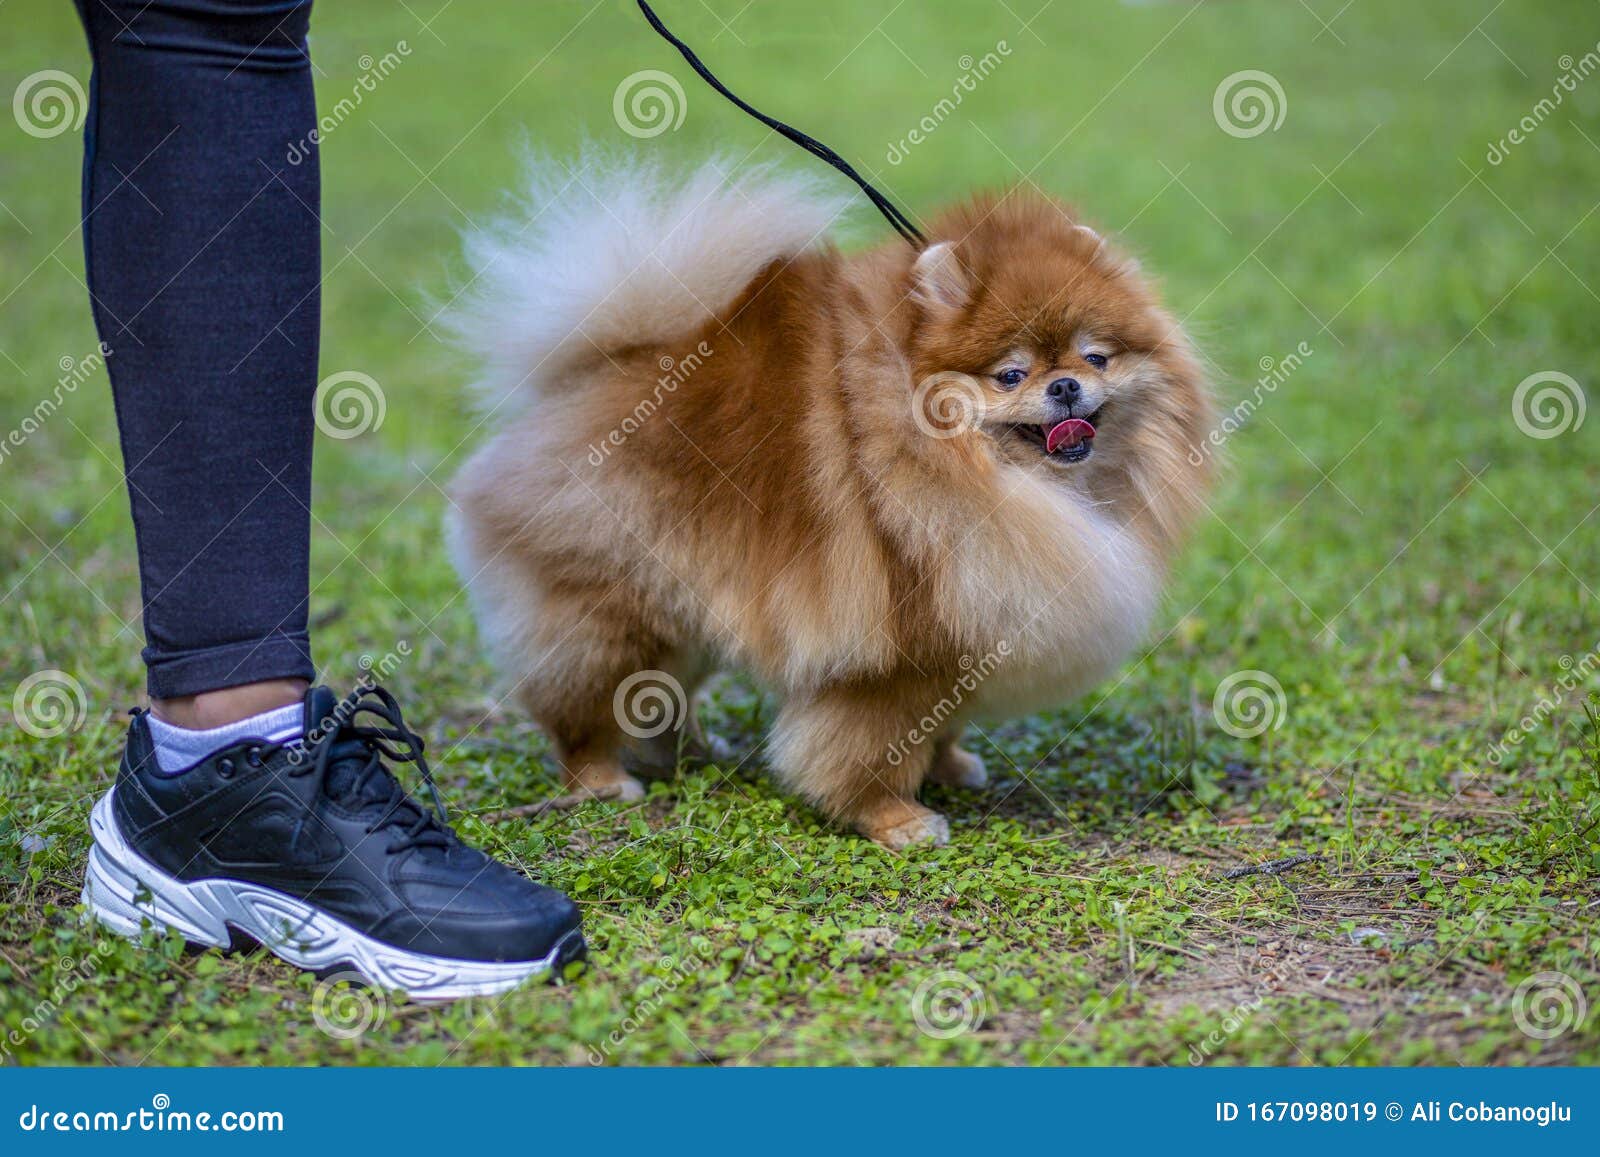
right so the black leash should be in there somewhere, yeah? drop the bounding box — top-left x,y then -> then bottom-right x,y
635,0 -> 926,249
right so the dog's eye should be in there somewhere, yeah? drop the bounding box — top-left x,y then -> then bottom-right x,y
995,368 -> 1027,388
1084,353 -> 1108,369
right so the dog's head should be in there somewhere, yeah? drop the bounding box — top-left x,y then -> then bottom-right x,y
906,190 -> 1215,544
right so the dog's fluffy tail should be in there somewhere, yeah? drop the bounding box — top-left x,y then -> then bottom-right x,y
448,152 -> 853,409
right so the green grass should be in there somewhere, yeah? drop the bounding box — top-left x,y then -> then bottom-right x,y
3,0 -> 1599,1066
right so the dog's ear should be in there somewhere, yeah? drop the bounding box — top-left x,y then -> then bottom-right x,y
911,242 -> 969,313
1075,222 -> 1141,276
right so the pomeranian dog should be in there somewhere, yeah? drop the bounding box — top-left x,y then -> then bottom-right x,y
446,156 -> 1214,849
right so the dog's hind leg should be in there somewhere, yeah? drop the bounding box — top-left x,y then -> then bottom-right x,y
617,651 -> 723,781
511,586 -> 679,803
768,687 -> 949,850
450,484 -> 679,802
927,732 -> 988,788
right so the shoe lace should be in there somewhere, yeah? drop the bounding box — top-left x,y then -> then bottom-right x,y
270,684 -> 453,853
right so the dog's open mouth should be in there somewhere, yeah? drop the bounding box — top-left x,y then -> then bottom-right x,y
1007,412 -> 1100,462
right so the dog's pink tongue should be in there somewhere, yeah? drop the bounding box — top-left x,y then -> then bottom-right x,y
1045,418 -> 1096,454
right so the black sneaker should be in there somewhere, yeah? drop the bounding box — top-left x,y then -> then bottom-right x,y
83,684 -> 585,999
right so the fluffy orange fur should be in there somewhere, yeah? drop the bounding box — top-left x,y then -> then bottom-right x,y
449,164 -> 1214,848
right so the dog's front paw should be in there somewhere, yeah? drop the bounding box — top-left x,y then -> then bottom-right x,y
862,809 -> 951,851
928,742 -> 987,788
564,762 -> 646,802
621,729 -> 737,780
607,776 -> 646,802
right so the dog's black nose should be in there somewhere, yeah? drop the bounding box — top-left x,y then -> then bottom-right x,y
1046,377 -> 1081,401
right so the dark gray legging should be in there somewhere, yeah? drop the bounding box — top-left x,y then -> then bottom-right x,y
73,0 -> 320,697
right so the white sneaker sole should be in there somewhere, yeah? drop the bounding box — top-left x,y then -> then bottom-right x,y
82,790 -> 581,1001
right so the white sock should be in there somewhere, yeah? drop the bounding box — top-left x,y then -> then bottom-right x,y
146,702 -> 304,774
